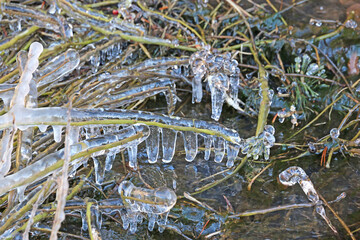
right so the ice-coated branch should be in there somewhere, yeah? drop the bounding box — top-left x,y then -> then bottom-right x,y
10,42 -> 43,110
0,124 -> 149,196
0,3 -> 72,38
36,49 -> 80,88
0,42 -> 43,178
279,166 -> 338,234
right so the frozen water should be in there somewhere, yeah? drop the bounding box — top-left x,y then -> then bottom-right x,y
52,125 -> 63,143
204,135 -> 213,161
330,128 -> 340,140
213,136 -> 225,163
182,131 -> 198,162
161,128 -> 178,163
36,49 -> 80,88
306,63 -> 319,76
279,166 -> 337,232
226,142 -> 240,168
190,50 -> 240,121
127,145 -> 138,170
146,126 -> 160,164
118,181 -> 177,233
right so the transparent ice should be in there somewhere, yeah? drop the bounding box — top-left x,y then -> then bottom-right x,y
118,181 -> 177,233
279,166 -> 337,233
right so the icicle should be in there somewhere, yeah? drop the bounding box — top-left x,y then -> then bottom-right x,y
192,65 -> 206,103
207,73 -> 228,121
213,136 -> 225,163
92,157 -> 104,185
104,151 -> 116,172
161,128 -> 178,163
226,142 -> 240,168
0,129 -> 14,177
127,145 -> 138,170
203,135 -> 213,160
145,126 -> 160,164
0,125 -> 150,196
147,213 -> 157,231
17,185 -> 27,203
38,125 -> 48,133
52,125 -> 63,143
182,131 -> 198,162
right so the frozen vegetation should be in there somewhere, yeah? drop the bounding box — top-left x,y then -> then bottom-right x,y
0,0 -> 357,239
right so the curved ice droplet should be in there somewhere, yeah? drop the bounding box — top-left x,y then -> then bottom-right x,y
278,166 -> 337,233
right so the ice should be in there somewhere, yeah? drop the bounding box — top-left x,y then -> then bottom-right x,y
264,125 -> 275,135
204,135 -> 213,161
240,126 -> 276,160
1,3 -> 72,38
161,128 -> 178,163
263,132 -> 275,148
182,131 -> 198,162
226,142 -> 240,168
104,151 -> 116,172
277,109 -> 287,123
330,128 -> 340,140
16,185 -> 27,203
118,181 -> 177,233
306,63 -> 319,76
345,19 -> 357,29
213,136 -> 225,163
294,56 -> 301,73
0,129 -> 14,178
279,166 -> 337,233
0,125 -> 150,196
92,157 -> 104,184
20,129 -> 33,165
52,125 -> 63,143
10,42 -> 43,109
36,49 -> 80,88
127,145 -> 138,170
191,63 -> 206,103
189,50 -> 240,121
146,126 -> 160,164
208,73 -> 227,121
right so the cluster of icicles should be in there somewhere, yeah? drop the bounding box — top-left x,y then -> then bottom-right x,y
190,46 -> 240,121
0,180 -> 176,238
0,42 -> 276,235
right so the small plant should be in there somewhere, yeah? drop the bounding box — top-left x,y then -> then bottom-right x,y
286,54 -> 327,113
